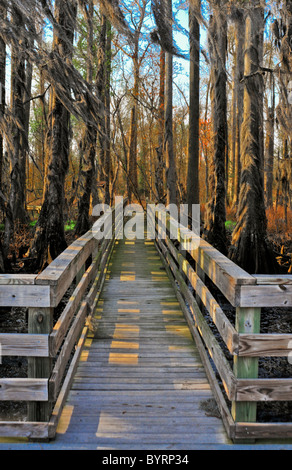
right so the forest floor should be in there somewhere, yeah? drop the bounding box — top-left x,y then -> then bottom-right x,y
0,205 -> 291,423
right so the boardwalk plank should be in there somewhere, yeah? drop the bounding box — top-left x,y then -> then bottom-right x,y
3,237 -> 292,449
0,236 -> 230,449
51,237 -> 229,447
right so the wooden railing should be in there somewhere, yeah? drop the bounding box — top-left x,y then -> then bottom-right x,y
148,205 -> 292,442
0,202 -> 123,440
1,200 -> 292,443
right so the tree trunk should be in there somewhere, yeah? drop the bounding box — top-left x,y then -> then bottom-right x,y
155,48 -> 165,202
0,5 -> 6,271
274,0 -> 292,202
230,5 -> 277,274
233,10 -> 245,208
0,4 -> 6,192
265,79 -> 275,208
104,20 -> 112,205
164,0 -> 176,206
74,122 -> 97,236
96,14 -> 107,203
28,0 -> 77,270
75,0 -> 97,236
204,3 -> 227,254
8,5 -> 29,224
127,56 -> 139,204
187,0 -> 200,214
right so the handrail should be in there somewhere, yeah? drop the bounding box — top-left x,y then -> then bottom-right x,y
0,198 -> 126,440
149,204 -> 292,442
1,200 -> 292,442
154,205 -> 292,307
36,210 -> 112,306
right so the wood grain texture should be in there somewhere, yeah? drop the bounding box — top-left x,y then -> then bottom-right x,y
0,285 -> 50,307
0,333 -> 49,357
0,378 -> 48,401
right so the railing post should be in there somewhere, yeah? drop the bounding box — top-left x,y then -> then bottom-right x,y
28,307 -> 54,422
232,306 -> 261,425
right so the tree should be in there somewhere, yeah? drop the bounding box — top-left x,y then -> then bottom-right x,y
273,0 -> 292,214
125,0 -> 149,203
8,4 -> 29,224
104,20 -> 112,205
0,3 -> 5,191
230,2 -> 277,274
164,0 -> 177,205
186,0 -> 200,214
231,5 -> 245,208
0,4 -> 6,272
203,0 -> 228,254
155,48 -> 165,202
28,0 -> 77,269
265,74 -> 275,207
75,0 -> 98,236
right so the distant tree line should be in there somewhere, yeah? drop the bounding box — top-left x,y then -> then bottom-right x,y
0,0 -> 291,274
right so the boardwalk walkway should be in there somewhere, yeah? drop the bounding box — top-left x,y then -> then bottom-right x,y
1,236 -> 292,449
52,236 -> 229,449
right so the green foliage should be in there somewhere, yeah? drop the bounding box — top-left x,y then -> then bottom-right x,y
29,219 -> 76,231
225,220 -> 236,232
64,220 -> 76,231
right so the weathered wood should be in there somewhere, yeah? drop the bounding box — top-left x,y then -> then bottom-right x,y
253,274 -> 292,285
36,210 -> 115,308
50,301 -> 88,400
238,333 -> 292,357
85,239 -> 113,309
238,284 -> 292,308
36,233 -> 95,287
0,285 -> 50,307
155,239 -> 236,440
28,307 -> 54,423
156,237 -> 236,400
50,257 -> 99,355
0,379 -> 48,401
1,202 -> 292,445
164,210 -> 256,306
163,235 -> 238,354
50,235 -> 228,446
235,422 -> 292,440
49,230 -> 115,436
50,232 -> 116,357
0,274 -> 36,285
0,333 -> 49,357
49,324 -> 89,438
0,422 -> 50,439
236,378 -> 292,401
232,307 -> 261,424
35,234 -> 96,302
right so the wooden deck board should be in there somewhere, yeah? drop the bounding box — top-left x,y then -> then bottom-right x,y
3,237 -> 292,449
50,237 -> 231,448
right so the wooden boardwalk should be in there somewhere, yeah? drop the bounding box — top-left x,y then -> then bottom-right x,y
1,236 -> 292,449
51,236 -> 230,449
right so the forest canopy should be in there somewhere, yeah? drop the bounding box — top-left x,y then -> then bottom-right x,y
0,0 -> 291,275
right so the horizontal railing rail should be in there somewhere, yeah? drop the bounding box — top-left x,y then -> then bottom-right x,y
0,199 -> 125,440
148,204 -> 292,442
